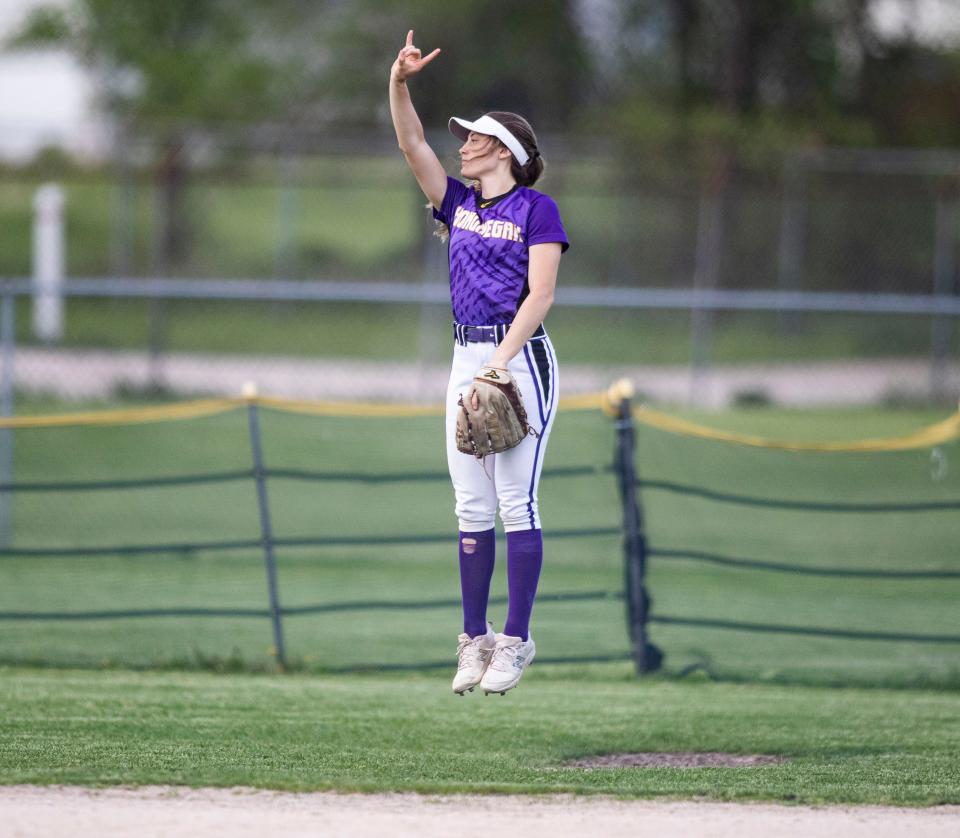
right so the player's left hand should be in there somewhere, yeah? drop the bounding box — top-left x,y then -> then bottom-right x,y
470,355 -> 512,410
471,365 -> 508,410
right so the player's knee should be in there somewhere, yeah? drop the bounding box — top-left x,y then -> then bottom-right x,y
454,487 -> 496,531
499,498 -> 538,532
458,516 -> 496,532
456,502 -> 496,532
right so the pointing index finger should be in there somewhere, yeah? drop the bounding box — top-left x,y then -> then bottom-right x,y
419,47 -> 441,68
406,30 -> 413,47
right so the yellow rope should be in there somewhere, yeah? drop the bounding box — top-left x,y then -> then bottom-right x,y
556,393 -> 605,411
0,399 -> 240,429
258,394 -> 606,418
1,392 -> 956,452
255,396 -> 443,418
632,405 -> 960,452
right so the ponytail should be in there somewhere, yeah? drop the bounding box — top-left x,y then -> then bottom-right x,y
485,110 -> 544,187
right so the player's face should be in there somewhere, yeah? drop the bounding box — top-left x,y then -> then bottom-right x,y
459,132 -> 502,177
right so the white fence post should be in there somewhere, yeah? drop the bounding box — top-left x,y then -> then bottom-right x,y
32,184 -> 65,343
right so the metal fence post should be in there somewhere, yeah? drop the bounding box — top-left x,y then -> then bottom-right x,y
0,287 -> 15,548
273,154 -> 301,281
777,155 -> 808,335
609,380 -> 663,675
243,382 -> 287,669
690,190 -> 722,408
931,194 -> 958,403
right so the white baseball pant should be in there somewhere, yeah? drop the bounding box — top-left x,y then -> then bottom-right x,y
445,331 -> 559,533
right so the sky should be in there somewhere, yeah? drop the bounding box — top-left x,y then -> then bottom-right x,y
870,0 -> 960,45
0,0 -> 104,162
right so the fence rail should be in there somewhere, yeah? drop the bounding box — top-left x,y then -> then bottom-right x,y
2,277 -> 959,315
1,279 -> 958,414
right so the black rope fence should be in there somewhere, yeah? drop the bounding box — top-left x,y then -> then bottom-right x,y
268,464 -> 610,484
0,527 -> 621,559
619,418 -> 960,671
0,464 -> 607,495
650,547 -> 960,579
0,539 -> 263,557
0,399 -> 627,671
649,615 -> 960,645
0,590 -> 622,621
0,470 -> 253,493
1,398 -> 958,676
638,479 -> 960,513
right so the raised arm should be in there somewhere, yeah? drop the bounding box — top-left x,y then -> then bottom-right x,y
389,30 -> 447,209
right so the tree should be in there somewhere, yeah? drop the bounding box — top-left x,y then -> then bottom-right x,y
858,39 -> 960,147
9,0 -> 306,269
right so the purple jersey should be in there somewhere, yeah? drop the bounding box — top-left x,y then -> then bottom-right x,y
432,176 -> 569,325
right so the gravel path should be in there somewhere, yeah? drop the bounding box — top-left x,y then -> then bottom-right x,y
2,786 -> 958,837
12,347 -> 960,407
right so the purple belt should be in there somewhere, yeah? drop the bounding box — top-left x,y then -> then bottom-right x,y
453,322 -> 545,346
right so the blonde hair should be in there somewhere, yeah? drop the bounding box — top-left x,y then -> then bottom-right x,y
428,181 -> 480,242
431,210 -> 451,243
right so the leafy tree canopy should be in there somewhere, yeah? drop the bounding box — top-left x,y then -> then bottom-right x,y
8,0 -> 301,128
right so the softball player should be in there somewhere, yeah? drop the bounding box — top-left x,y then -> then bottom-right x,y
389,31 -> 568,695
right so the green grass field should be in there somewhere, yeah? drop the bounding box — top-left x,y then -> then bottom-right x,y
1,667 -> 959,803
1,403 -> 958,802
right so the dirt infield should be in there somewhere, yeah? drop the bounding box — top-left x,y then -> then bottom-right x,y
2,786 -> 958,837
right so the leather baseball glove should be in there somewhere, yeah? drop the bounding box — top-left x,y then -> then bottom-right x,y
456,366 -> 537,458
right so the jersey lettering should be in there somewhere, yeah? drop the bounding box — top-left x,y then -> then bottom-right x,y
452,207 -> 524,243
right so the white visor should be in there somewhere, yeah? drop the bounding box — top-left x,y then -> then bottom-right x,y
448,114 -> 530,167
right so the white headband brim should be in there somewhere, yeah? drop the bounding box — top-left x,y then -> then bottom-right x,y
448,115 -> 530,166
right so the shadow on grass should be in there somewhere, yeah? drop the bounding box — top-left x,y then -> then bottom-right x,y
2,650 -> 959,692
663,654 -> 960,693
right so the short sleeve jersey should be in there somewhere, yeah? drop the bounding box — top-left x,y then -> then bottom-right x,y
432,176 -> 569,325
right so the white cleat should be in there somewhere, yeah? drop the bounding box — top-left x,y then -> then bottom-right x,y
452,623 -> 496,695
480,632 -> 536,695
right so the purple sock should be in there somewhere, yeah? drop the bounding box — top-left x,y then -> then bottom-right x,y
459,528 -> 495,637
503,529 -> 543,641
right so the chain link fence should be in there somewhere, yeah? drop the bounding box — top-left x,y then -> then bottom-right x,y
0,140 -> 958,409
